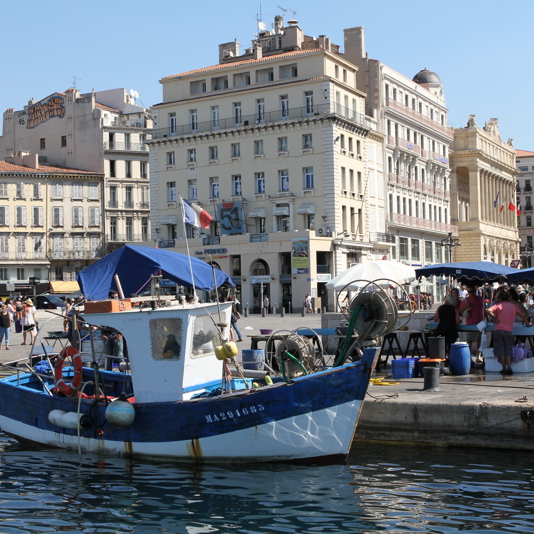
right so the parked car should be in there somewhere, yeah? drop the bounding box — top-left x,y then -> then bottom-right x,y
34,295 -> 66,310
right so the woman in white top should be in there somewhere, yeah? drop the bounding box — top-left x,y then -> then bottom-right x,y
21,299 -> 37,345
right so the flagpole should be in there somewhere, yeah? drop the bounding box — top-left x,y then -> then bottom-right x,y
178,194 -> 197,299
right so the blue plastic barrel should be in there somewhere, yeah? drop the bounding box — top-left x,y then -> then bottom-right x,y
242,349 -> 265,370
449,342 -> 471,375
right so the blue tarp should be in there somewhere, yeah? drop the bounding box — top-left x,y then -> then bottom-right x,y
415,261 -> 518,284
77,245 -> 234,300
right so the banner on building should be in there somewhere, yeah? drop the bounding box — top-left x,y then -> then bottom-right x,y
292,238 -> 309,274
217,202 -> 246,235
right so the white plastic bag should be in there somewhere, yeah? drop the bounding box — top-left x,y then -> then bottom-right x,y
479,331 -> 487,351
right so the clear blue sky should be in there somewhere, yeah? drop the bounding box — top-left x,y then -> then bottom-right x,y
2,0 -> 532,150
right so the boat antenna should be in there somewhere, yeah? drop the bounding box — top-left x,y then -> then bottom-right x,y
178,195 -> 197,298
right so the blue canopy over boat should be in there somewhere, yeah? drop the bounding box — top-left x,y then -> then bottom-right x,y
77,245 -> 234,300
415,261 -> 518,284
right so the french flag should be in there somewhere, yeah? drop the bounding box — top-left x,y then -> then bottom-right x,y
182,199 -> 212,228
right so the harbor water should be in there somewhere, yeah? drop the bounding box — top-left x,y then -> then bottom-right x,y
0,432 -> 532,533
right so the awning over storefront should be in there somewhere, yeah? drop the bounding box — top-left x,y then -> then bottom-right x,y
297,203 -> 315,215
273,206 -> 289,216
248,208 -> 266,218
160,215 -> 178,225
50,281 -> 80,294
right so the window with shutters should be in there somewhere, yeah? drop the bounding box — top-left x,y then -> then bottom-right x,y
16,235 -> 26,259
0,184 -> 7,197
72,183 -> 83,198
90,237 -> 100,257
52,183 -> 63,198
73,207 -> 83,227
52,206 -> 63,227
73,236 -> 83,258
89,207 -> 100,226
33,183 -> 42,199
32,206 -> 43,227
89,184 -> 99,199
53,236 -> 64,258
16,183 -> 25,198
33,236 -> 44,259
0,235 -> 8,257
0,206 -> 9,226
16,206 -> 27,227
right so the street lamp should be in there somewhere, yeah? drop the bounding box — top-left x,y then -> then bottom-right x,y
440,232 -> 461,263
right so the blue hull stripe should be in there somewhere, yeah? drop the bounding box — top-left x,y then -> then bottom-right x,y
0,354 -> 374,445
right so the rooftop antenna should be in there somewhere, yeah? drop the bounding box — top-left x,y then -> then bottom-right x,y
287,8 -> 297,24
69,74 -> 81,90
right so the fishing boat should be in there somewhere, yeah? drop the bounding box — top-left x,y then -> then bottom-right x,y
0,246 -> 385,463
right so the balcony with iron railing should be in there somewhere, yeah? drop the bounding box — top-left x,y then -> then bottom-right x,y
371,232 -> 396,243
48,250 -> 103,260
149,103 -> 366,139
106,233 -> 147,243
103,141 -> 148,152
388,212 -> 458,234
107,201 -> 149,210
388,172 -> 450,198
159,239 -> 175,248
385,98 -> 454,139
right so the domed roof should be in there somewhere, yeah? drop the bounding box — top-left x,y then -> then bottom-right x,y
412,68 -> 441,85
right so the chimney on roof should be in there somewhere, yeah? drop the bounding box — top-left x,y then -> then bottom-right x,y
253,42 -> 263,59
219,39 -> 240,63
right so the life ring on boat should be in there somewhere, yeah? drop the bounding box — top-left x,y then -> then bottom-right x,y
54,346 -> 83,396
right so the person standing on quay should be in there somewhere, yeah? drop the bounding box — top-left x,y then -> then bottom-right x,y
0,304 -> 11,349
486,290 -> 532,375
263,294 -> 269,314
20,299 -> 37,346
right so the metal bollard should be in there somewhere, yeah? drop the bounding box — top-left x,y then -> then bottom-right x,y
322,307 -> 326,314
280,308 -> 285,317
262,308 -> 266,317
301,307 -> 306,317
244,307 -> 249,318
423,366 -> 440,391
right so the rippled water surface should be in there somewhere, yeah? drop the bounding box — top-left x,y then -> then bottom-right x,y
0,434 -> 532,533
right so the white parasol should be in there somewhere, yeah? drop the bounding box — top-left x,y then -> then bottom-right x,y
326,261 -> 416,291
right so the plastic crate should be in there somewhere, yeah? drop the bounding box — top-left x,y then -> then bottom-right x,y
391,357 -> 418,379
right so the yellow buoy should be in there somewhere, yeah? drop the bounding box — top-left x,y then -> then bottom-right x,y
215,345 -> 227,360
265,375 -> 273,385
224,342 -> 238,357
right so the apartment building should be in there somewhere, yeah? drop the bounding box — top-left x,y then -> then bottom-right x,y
0,88 -> 152,261
148,16 -> 388,311
0,154 -> 104,292
515,149 -> 534,267
344,27 -> 457,297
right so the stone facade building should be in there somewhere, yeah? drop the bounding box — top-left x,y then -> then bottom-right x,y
0,88 -> 153,284
449,116 -> 519,264
0,155 -> 104,292
147,16 -> 386,311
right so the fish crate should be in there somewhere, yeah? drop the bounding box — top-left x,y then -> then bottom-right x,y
484,350 -> 534,373
391,357 -> 418,379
